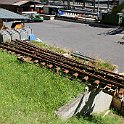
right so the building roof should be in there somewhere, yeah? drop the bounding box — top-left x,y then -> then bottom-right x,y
13,0 -> 41,6
0,0 -> 40,5
0,0 -> 19,5
13,0 -> 30,6
0,8 -> 29,20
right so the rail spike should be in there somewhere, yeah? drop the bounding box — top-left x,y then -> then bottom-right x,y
83,76 -> 89,81
47,64 -> 53,69
17,56 -> 32,63
40,62 -> 46,66
56,67 -> 61,73
73,73 -> 78,78
92,80 -> 100,88
63,69 -> 69,74
34,60 -> 39,63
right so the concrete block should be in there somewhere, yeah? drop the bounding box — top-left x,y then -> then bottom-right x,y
56,88 -> 112,120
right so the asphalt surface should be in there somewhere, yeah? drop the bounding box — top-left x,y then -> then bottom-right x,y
26,20 -> 124,72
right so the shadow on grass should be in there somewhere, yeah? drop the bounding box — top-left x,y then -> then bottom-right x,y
75,88 -> 101,117
81,115 -> 104,124
110,107 -> 124,117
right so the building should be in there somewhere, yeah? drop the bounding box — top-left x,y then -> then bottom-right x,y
0,0 -> 42,13
0,0 -> 18,12
13,0 -> 42,13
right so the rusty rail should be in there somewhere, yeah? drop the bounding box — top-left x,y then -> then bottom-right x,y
0,40 -> 124,95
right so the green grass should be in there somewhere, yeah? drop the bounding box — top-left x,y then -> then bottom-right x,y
92,59 -> 116,71
0,50 -> 84,124
31,41 -> 67,54
0,50 -> 124,124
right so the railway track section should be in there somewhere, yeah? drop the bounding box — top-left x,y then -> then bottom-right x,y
0,40 -> 124,95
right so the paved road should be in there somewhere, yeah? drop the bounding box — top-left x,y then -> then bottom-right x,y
26,20 -> 124,72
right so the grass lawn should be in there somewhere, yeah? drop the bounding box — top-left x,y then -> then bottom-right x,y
0,50 -> 124,124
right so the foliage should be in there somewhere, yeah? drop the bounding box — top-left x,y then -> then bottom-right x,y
112,3 -> 124,14
31,41 -> 67,54
93,59 -> 116,71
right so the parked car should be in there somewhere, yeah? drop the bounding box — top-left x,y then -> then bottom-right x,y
22,11 -> 44,22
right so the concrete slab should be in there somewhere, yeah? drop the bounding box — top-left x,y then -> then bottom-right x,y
56,88 -> 112,120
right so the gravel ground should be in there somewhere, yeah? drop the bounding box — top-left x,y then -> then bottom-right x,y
26,20 -> 124,72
